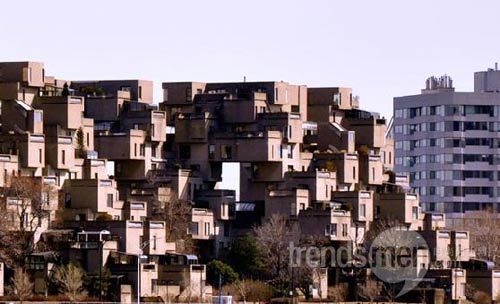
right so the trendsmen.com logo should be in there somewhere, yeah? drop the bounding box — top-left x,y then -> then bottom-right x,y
288,227 -> 429,297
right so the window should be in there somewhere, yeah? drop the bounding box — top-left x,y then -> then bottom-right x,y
138,86 -> 142,99
34,111 -> 42,123
134,143 -> 137,156
140,144 -> 145,156
151,279 -> 157,294
42,192 -> 49,205
186,87 -> 192,102
86,133 -> 90,146
204,222 -> 211,235
221,145 -> 232,159
342,224 -> 348,237
325,223 -> 337,236
275,87 -> 279,102
190,222 -> 199,235
151,124 -> 155,137
208,144 -> 215,159
353,166 -> 356,179
333,93 -> 340,105
107,194 -> 113,208
152,144 -> 157,158
61,150 -> 66,165
360,204 -> 366,217
39,148 -> 43,163
412,206 -> 419,220
372,167 -> 375,181
287,144 -> 293,159
153,235 -> 157,250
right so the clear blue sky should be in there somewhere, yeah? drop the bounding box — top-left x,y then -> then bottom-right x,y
2,0 -> 500,197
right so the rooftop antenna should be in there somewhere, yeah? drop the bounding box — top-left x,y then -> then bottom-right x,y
243,76 -> 246,82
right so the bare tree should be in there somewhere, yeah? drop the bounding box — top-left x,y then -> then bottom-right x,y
254,214 -> 296,290
10,267 -> 33,303
232,279 -> 249,304
358,277 -> 381,303
327,284 -> 348,302
151,189 -> 193,242
222,279 -> 273,303
52,263 -> 87,302
0,176 -> 56,267
362,217 -> 402,251
450,210 -> 500,263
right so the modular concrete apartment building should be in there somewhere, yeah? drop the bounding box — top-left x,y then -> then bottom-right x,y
0,61 -> 496,302
393,67 -> 500,217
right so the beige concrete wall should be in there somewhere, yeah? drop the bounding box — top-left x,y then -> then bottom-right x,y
0,262 -> 4,296
25,134 -> 45,169
376,192 -> 422,229
0,82 -> 20,100
359,154 -> 384,186
451,269 -> 467,301
333,191 -> 374,227
284,171 -> 337,203
95,130 -> 148,161
298,208 -> 351,241
191,209 -> 216,240
85,98 -> 123,121
162,82 -> 206,104
0,62 -> 45,87
34,96 -> 84,130
82,118 -> 95,151
451,231 -> 470,262
0,154 -> 19,187
45,136 -> 75,170
65,179 -> 121,215
265,189 -> 309,217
